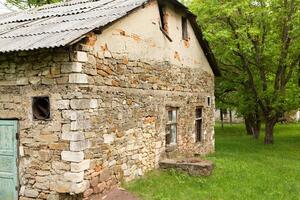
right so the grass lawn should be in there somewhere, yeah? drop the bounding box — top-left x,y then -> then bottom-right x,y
125,123 -> 300,200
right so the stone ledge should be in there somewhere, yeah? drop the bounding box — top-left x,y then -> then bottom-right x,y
159,158 -> 214,176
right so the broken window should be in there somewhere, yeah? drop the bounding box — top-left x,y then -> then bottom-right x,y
195,107 -> 203,142
182,17 -> 188,40
166,108 -> 177,145
32,96 -> 50,120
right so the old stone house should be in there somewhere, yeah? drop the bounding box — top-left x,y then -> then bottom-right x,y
0,0 -> 220,199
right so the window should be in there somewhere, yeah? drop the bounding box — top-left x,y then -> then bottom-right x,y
182,17 -> 188,40
166,108 -> 177,145
195,107 -> 203,142
159,4 -> 168,32
207,97 -> 211,107
32,96 -> 50,120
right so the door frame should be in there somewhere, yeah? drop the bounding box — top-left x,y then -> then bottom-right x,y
0,119 -> 19,199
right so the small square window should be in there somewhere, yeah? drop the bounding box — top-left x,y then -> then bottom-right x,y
32,96 -> 50,120
166,108 -> 177,145
182,17 -> 188,40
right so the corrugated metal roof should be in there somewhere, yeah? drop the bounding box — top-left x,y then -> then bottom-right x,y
0,0 -> 149,52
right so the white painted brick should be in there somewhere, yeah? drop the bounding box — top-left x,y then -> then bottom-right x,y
62,132 -> 85,141
64,171 -> 84,182
69,74 -> 88,84
61,151 -> 84,162
71,160 -> 90,172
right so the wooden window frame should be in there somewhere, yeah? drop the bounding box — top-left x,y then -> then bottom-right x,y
182,17 -> 189,40
158,3 -> 172,42
195,107 -> 203,142
166,108 -> 178,145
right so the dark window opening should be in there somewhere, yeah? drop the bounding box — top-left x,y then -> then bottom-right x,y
159,4 -> 168,32
32,96 -> 50,120
166,108 -> 177,145
182,17 -> 188,40
195,107 -> 203,142
207,97 -> 211,107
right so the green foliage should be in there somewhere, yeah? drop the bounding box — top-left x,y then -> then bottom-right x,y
6,0 -> 61,9
125,123 -> 300,200
189,0 -> 300,120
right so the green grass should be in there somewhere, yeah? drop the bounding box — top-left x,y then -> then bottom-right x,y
125,123 -> 300,200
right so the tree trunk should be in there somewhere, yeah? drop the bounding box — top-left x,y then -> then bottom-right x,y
253,110 -> 261,139
229,110 -> 233,125
245,116 -> 253,135
264,118 -> 276,144
220,109 -> 224,129
244,113 -> 261,139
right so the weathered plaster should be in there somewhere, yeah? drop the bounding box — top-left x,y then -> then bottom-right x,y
94,1 -> 214,74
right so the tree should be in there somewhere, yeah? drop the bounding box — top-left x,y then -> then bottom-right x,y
6,0 -> 61,9
190,0 -> 300,144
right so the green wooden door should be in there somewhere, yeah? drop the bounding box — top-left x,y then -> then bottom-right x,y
0,120 -> 18,200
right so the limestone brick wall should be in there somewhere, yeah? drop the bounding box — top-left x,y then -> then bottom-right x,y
0,49 -> 92,200
73,44 -> 215,199
0,44 -> 215,199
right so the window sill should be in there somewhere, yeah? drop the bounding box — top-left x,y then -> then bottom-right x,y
166,143 -> 177,152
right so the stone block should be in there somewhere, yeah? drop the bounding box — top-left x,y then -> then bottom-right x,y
53,181 -> 72,193
61,151 -> 84,163
70,99 -> 93,110
71,121 -> 78,131
62,110 -> 77,121
83,188 -> 94,198
90,99 -> 98,109
62,132 -> 85,141
42,77 -> 56,85
61,62 -> 83,73
57,100 -> 70,110
99,169 -> 111,182
29,77 -> 41,85
70,180 -> 90,194
24,189 -> 39,198
71,159 -> 90,172
70,140 -> 87,151
69,74 -> 88,84
52,161 -> 70,171
64,171 -> 84,183
16,77 -> 29,85
103,134 -> 115,144
37,134 -> 59,143
74,51 -> 88,62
